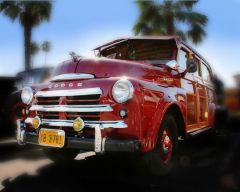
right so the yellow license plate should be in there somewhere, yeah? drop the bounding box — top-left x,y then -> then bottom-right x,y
39,128 -> 65,148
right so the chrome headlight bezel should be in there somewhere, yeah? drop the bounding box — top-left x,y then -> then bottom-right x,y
112,79 -> 134,103
21,87 -> 33,105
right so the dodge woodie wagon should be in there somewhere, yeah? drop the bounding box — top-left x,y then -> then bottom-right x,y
17,36 -> 216,175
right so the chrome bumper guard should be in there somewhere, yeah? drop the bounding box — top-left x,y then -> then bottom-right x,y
16,119 -> 140,153
16,120 -> 26,145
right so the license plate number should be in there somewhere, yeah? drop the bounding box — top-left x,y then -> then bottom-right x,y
39,128 -> 65,148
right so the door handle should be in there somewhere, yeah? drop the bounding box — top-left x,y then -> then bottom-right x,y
193,81 -> 198,86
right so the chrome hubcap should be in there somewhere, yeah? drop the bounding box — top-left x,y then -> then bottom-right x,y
163,134 -> 171,154
161,130 -> 173,164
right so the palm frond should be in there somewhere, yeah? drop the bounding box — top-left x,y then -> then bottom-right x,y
187,23 -> 206,44
30,41 -> 40,55
175,30 -> 187,41
176,0 -> 198,11
20,1 -> 52,26
133,0 -> 208,44
175,10 -> 208,44
133,20 -> 151,35
0,1 -> 21,21
133,0 -> 165,35
176,11 -> 208,25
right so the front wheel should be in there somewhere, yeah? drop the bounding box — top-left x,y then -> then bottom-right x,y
43,148 -> 79,163
141,113 -> 178,176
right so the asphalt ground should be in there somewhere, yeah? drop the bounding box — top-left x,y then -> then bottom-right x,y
1,122 -> 240,192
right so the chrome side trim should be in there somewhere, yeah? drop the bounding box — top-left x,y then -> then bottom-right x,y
25,118 -> 128,129
50,73 -> 94,82
35,88 -> 102,97
30,104 -> 113,112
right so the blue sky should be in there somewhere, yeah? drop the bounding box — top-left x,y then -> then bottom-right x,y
0,0 -> 240,87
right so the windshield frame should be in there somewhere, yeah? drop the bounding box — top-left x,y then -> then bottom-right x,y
98,39 -> 177,64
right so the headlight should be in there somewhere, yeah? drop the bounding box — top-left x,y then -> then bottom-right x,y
21,87 -> 33,105
112,79 -> 134,103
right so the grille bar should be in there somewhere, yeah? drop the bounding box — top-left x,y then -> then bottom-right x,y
35,88 -> 102,97
30,104 -> 113,112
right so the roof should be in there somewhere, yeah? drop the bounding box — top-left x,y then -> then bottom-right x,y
93,36 -> 179,50
93,36 -> 210,69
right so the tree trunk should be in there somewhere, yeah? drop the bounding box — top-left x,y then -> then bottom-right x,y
24,24 -> 32,70
166,14 -> 175,35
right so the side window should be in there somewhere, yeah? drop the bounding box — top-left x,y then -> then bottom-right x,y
201,63 -> 211,81
193,57 -> 200,77
177,49 -> 188,71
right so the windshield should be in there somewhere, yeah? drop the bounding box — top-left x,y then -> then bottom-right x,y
99,39 -> 175,65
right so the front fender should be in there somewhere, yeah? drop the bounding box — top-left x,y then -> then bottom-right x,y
138,81 -> 186,152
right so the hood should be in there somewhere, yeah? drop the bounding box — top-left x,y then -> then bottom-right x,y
53,57 -> 169,80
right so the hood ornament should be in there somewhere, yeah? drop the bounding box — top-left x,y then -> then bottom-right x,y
69,51 -> 81,62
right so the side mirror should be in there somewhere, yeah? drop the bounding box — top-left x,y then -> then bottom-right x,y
180,59 -> 198,78
186,59 -> 198,73
166,60 -> 178,70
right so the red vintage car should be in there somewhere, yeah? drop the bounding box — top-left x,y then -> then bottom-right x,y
16,36 -> 216,175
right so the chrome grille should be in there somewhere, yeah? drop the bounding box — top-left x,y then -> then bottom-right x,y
38,111 -> 59,119
37,111 -> 100,121
66,112 -> 100,121
26,87 -> 127,134
33,88 -> 104,121
66,95 -> 100,105
37,97 -> 59,105
36,95 -> 100,106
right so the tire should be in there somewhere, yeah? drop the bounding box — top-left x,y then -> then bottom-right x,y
103,152 -> 137,165
141,113 -> 178,176
43,148 -> 79,163
214,106 -> 228,130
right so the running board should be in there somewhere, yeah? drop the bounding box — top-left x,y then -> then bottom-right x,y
188,127 -> 212,137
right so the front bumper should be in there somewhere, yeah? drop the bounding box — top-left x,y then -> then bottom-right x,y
17,120 -> 140,153
25,118 -> 128,129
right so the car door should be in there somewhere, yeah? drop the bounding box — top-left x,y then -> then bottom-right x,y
201,62 -> 215,128
193,59 -> 209,129
177,48 -> 199,132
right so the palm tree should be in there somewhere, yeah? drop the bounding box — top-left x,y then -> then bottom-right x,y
0,0 -> 52,70
133,0 -> 208,44
41,41 -> 51,65
30,41 -> 40,67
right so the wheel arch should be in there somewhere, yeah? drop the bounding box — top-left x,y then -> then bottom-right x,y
143,102 -> 186,152
164,104 -> 186,139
